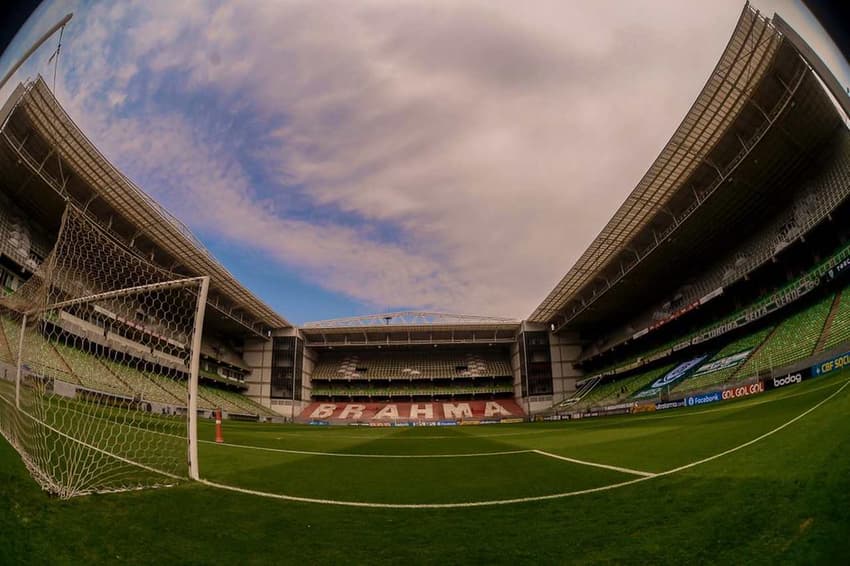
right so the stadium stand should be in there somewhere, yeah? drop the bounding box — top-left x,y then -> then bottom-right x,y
818,290 -> 850,352
0,315 -> 12,362
584,237 -> 850,382
1,316 -> 75,384
312,351 -> 512,380
312,383 -> 513,398
671,326 -> 774,394
0,192 -> 51,277
311,348 -> 514,404
556,376 -> 602,408
571,363 -> 676,409
583,130 -> 850,362
735,294 -> 834,378
0,313 -> 275,416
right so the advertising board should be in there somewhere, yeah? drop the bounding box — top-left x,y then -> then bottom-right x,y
763,368 -> 811,390
655,399 -> 686,411
685,391 -> 722,407
811,350 -> 850,377
721,381 -> 764,400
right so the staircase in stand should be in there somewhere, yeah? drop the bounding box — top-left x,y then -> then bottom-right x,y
816,289 -> 843,352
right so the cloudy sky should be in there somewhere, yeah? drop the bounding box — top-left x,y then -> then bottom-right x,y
1,0 -> 847,324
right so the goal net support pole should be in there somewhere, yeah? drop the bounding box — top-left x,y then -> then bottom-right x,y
187,276 -> 209,481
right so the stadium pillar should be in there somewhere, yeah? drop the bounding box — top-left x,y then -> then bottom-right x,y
187,276 -> 210,481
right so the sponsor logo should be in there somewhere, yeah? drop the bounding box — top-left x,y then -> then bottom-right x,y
686,391 -> 722,407
772,373 -> 803,388
303,401 -> 521,422
604,403 -> 636,412
308,420 -> 329,426
721,382 -> 764,400
655,399 -> 686,411
812,351 -> 850,377
651,356 -> 708,388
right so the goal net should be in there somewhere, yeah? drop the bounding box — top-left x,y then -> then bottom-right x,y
0,206 -> 208,498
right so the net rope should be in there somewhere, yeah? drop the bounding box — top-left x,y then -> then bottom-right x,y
0,205 -> 205,498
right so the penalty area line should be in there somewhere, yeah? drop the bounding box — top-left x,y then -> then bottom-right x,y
531,450 -> 655,477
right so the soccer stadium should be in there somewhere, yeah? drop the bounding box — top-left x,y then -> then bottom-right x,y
1,2 -> 849,564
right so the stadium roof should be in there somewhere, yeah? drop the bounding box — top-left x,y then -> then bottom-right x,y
303,311 -> 519,328
1,77 -> 290,334
300,311 -> 520,347
530,3 -> 781,325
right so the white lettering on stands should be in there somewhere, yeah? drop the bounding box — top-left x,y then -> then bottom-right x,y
339,404 -> 365,419
484,401 -> 512,417
443,403 -> 473,420
310,404 -> 337,419
374,404 -> 400,419
409,404 -> 433,420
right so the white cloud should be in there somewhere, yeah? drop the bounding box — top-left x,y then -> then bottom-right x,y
8,0 -> 848,320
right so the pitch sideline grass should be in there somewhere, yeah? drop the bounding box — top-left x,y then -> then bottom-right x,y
1,371 -> 850,563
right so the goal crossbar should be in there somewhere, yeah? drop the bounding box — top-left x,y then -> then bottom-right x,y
24,277 -> 209,316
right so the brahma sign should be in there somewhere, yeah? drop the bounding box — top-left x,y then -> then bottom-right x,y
303,400 -> 524,422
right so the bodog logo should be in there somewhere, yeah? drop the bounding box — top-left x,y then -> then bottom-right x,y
722,381 -> 764,400
772,373 -> 803,388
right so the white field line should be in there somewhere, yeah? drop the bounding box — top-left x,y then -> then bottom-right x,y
209,440 -> 535,459
198,377 -> 850,509
531,450 -> 655,477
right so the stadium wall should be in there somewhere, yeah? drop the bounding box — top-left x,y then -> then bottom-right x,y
243,329 -> 312,419
549,330 -> 582,405
301,344 -> 316,404
243,336 -> 271,407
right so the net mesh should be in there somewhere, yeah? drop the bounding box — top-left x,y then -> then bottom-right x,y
0,206 -> 206,498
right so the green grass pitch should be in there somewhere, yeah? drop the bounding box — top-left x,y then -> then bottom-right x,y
2,371 -> 850,564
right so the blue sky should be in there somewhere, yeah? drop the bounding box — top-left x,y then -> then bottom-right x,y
1,0 -> 847,325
